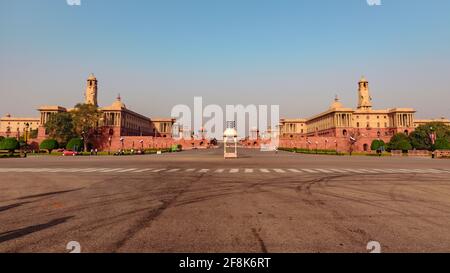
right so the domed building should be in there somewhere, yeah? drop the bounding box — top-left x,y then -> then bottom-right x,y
35,74 -> 174,141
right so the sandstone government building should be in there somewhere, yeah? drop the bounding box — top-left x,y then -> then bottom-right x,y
1,74 -> 449,152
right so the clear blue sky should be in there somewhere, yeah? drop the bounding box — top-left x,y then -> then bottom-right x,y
1,0 -> 449,119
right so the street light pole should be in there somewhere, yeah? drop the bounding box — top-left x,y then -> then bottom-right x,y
24,123 -> 29,158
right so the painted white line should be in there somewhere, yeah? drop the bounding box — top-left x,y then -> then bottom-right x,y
329,169 -> 348,173
245,169 -> 254,173
273,169 -> 286,173
371,169 -> 394,173
132,168 -> 154,173
65,168 -> 87,173
47,168 -> 69,173
260,169 -> 270,173
288,169 -> 302,173
359,169 -> 377,174
343,169 -> 364,173
99,168 -> 123,173
302,169 -> 319,173
185,169 -> 196,172
230,169 -> 239,173
215,169 -> 225,173
198,169 -> 210,173
81,168 -> 101,173
315,169 -> 333,173
116,168 -> 137,173
151,168 -> 167,173
166,169 -> 181,173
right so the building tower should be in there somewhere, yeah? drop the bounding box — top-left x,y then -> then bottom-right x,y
357,76 -> 372,110
85,73 -> 98,107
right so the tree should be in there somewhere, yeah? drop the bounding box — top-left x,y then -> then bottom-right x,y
72,103 -> 102,152
0,137 -> 19,155
409,122 -> 450,151
388,133 -> 412,152
40,139 -> 59,154
66,138 -> 84,152
434,138 -> 450,150
371,139 -> 386,151
44,112 -> 75,146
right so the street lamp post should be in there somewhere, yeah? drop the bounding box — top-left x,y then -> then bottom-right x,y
108,136 -> 112,155
24,123 -> 30,158
429,126 -> 436,158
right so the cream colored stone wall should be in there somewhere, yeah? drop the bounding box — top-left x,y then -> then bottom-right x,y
0,116 -> 40,136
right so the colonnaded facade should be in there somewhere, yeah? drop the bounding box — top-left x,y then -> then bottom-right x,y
1,74 -> 179,150
278,77 -> 449,152
1,75 -> 449,152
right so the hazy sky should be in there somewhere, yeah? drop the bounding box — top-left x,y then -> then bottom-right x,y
1,0 -> 449,119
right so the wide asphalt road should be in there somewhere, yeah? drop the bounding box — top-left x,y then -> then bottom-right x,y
0,148 -> 449,253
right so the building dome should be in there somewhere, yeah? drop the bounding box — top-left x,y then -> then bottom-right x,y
111,94 -> 126,109
330,95 -> 344,109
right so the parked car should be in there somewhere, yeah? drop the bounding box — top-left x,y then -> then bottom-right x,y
63,150 -> 79,156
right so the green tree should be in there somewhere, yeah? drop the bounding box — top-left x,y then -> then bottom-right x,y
40,139 -> 59,154
410,122 -> 450,151
0,137 -> 19,155
66,138 -> 84,152
370,139 -> 386,151
388,133 -> 412,152
434,138 -> 450,150
72,103 -> 102,152
44,112 -> 75,146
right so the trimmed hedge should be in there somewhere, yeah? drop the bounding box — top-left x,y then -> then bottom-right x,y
40,139 -> 59,153
0,137 -> 19,154
66,138 -> 84,152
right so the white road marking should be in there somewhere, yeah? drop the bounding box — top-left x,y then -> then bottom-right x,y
245,168 -> 254,173
288,169 -> 302,173
230,169 -> 239,173
166,169 -> 181,173
99,168 -> 123,173
302,169 -> 319,173
132,168 -> 154,173
198,169 -> 210,173
185,169 -> 196,172
273,169 -> 286,173
81,168 -> 102,173
329,169 -> 348,173
359,169 -> 377,174
151,168 -> 167,173
116,168 -> 137,173
260,169 -> 270,173
343,169 -> 364,173
315,169 -> 333,173
215,169 -> 225,173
